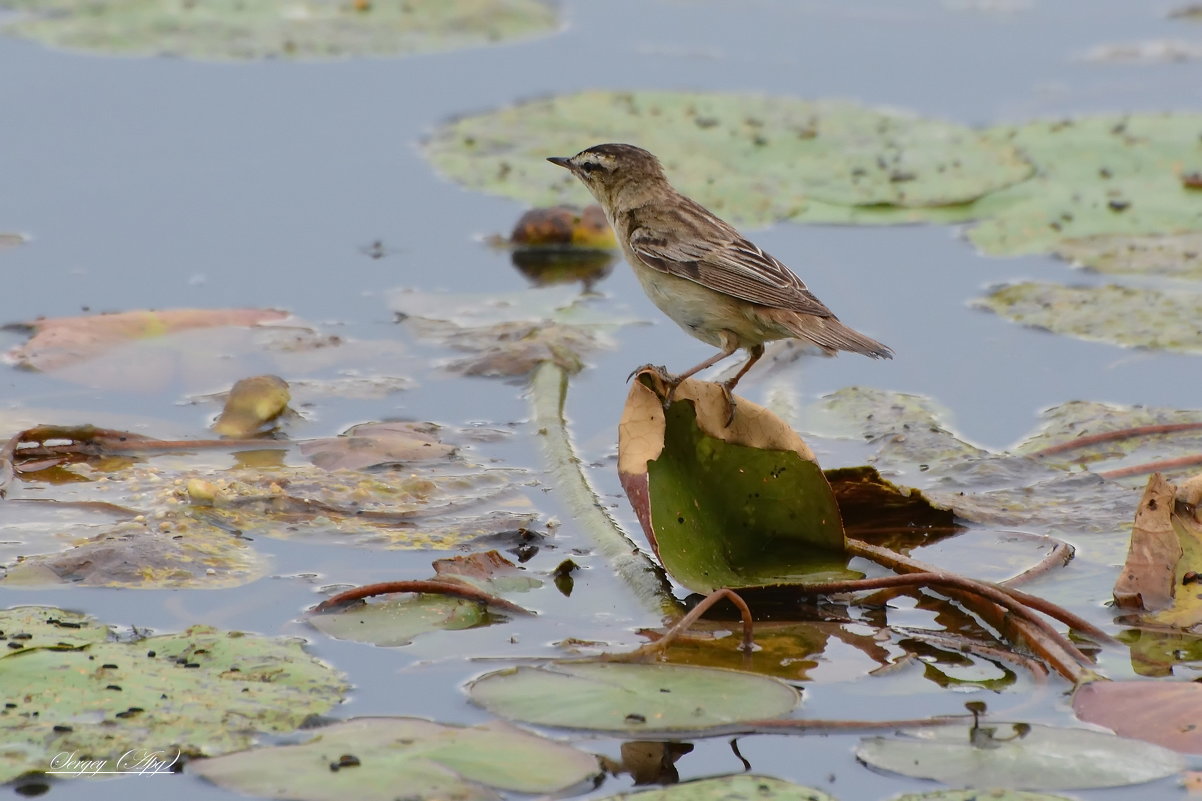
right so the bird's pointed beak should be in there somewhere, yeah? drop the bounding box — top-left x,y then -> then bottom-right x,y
547,156 -> 573,169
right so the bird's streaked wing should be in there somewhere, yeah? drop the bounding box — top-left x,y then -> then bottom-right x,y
629,225 -> 834,317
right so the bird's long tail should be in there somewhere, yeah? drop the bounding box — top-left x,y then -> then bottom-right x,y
778,311 -> 893,359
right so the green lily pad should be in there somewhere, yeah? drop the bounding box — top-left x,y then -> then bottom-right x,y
308,594 -> 495,647
425,90 -> 1032,227
968,114 -> 1202,255
601,775 -> 836,801
855,723 -> 1183,790
189,717 -> 600,801
467,662 -> 800,733
0,0 -> 559,61
0,607 -> 111,656
974,282 -> 1202,354
0,611 -> 348,783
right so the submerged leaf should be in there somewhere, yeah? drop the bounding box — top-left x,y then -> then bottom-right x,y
856,723 -> 1183,789
190,717 -> 599,801
468,662 -> 800,732
211,375 -> 291,437
975,282 -> 1202,354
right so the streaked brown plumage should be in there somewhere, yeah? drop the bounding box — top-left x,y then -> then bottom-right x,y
548,143 -> 891,412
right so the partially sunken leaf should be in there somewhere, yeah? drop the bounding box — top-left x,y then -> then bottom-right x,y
1056,233 -> 1202,278
426,91 -> 1032,227
855,723 -> 1183,789
308,594 -> 495,647
600,776 -> 836,801
467,662 -> 799,733
1,0 -> 559,61
0,615 -> 348,784
300,421 -> 457,471
619,373 -> 847,593
968,114 -> 1202,255
1074,680 -> 1202,754
308,551 -> 539,646
0,606 -> 111,657
190,717 -> 599,801
391,286 -> 623,378
975,282 -> 1202,354
211,375 -> 291,437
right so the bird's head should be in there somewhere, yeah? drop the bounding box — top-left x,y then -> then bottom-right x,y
548,143 -> 666,208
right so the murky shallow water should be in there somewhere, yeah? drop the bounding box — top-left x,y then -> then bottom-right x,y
1,0 -> 1200,798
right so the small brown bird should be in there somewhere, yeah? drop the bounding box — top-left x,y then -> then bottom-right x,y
548,143 -> 891,413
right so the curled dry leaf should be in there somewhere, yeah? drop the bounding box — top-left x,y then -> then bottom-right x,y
618,369 -> 846,593
1113,473 -> 1181,611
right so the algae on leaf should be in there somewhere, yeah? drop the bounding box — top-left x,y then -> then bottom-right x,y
0,0 -> 560,61
0,611 -> 348,784
974,282 -> 1202,354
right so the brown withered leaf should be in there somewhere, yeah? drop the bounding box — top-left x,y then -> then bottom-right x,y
1074,680 -> 1202,755
1114,474 -> 1182,611
4,308 -> 289,372
507,205 -> 615,249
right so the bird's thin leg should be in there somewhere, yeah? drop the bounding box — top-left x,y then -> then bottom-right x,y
714,344 -> 765,426
722,343 -> 765,394
663,335 -> 740,408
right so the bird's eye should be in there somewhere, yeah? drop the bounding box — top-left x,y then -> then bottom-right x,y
579,161 -> 601,174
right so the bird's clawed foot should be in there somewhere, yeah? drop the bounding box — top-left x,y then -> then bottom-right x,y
719,380 -> 739,427
628,364 -> 682,410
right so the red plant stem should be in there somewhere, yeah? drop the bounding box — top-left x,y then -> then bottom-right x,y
623,588 -> 755,660
1032,422 -> 1202,458
309,580 -> 535,616
1100,455 -> 1202,480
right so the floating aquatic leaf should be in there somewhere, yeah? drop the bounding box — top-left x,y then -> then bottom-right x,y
597,775 -> 836,801
1056,233 -> 1202,278
0,611 -> 348,784
975,282 -> 1202,354
968,114 -> 1202,255
894,791 -> 1076,801
426,91 -> 1032,227
468,662 -> 800,732
856,723 -> 1183,789
1,0 -> 560,61
1074,679 -> 1202,754
619,372 -> 850,593
189,717 -> 600,801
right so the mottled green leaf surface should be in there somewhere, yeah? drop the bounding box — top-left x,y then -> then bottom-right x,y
602,776 -> 837,801
975,282 -> 1202,354
189,717 -> 600,801
1,0 -> 559,60
647,401 -> 850,593
895,791 -> 1076,801
856,724 -> 1183,789
0,612 -> 347,783
426,91 -> 1032,227
468,662 -> 800,732
968,114 -> 1202,254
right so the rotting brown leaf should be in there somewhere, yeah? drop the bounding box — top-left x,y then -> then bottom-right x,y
4,308 -> 289,372
1114,474 -> 1181,611
1074,680 -> 1202,755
